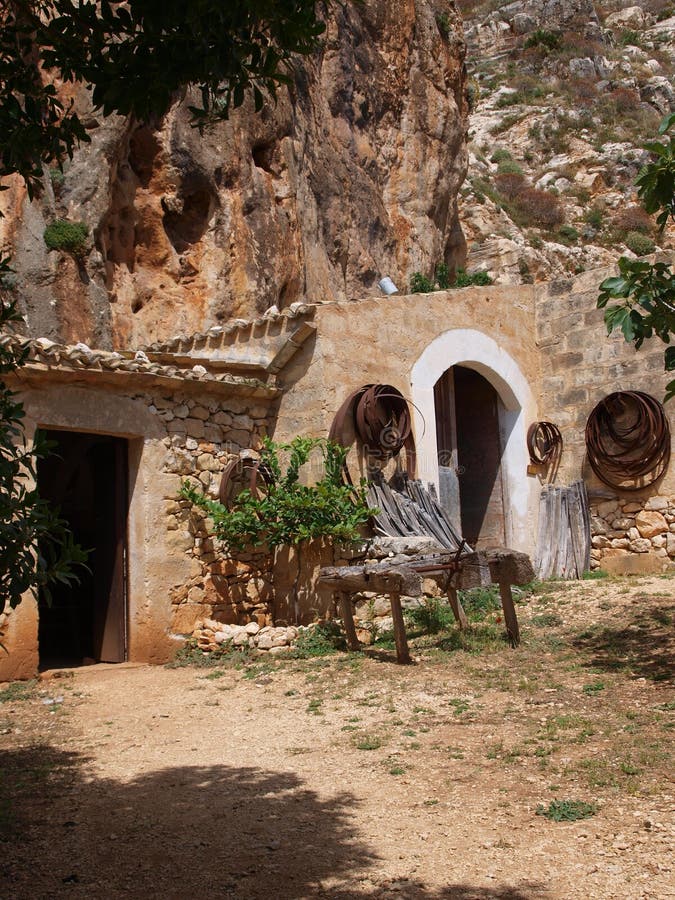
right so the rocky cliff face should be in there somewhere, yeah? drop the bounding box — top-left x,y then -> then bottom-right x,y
1,1 -> 468,349
458,0 -> 675,284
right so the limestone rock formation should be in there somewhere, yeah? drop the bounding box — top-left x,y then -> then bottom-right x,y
1,1 -> 468,349
458,0 -> 675,284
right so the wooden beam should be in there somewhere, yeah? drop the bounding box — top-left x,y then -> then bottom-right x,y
338,592 -> 361,652
498,582 -> 520,647
447,586 -> 468,630
389,592 -> 412,665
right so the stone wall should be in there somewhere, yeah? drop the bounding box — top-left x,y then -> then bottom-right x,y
589,494 -> 675,574
150,394 -> 274,634
0,375 -> 276,679
535,262 -> 675,574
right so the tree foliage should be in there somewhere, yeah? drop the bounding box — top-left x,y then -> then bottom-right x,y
180,437 -> 376,551
598,113 -> 675,399
1,0 -> 324,195
0,291 -> 87,616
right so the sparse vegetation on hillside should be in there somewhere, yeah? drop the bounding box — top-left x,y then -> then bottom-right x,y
459,0 -> 674,283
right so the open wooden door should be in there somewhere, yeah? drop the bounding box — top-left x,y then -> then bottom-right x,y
38,431 -> 128,667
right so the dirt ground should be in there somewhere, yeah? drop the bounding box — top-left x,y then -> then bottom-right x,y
0,574 -> 673,900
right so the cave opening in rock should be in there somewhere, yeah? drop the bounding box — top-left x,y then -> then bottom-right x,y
163,188 -> 213,252
252,141 -> 275,173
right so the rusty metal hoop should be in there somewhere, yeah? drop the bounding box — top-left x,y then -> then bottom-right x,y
527,421 -> 563,467
585,391 -> 671,491
218,452 -> 271,508
329,383 -> 417,481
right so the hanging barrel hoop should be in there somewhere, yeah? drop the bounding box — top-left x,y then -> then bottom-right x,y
218,450 -> 272,508
527,421 -> 563,479
585,391 -> 671,491
329,383 -> 417,481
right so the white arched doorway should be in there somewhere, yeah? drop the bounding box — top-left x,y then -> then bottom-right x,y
410,329 -> 538,554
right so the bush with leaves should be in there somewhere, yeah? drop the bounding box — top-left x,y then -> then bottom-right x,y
43,219 -> 89,256
624,231 -> 656,257
0,293 -> 87,615
597,112 -> 675,399
410,265 -> 491,294
180,436 -> 376,552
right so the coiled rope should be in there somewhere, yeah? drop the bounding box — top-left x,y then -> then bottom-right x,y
329,383 -> 416,481
585,391 -> 671,491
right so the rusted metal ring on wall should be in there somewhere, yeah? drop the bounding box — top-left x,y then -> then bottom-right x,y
527,421 -> 563,468
585,391 -> 671,491
218,452 -> 271,508
329,384 -> 417,482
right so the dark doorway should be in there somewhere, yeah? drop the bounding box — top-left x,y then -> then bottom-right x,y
37,430 -> 128,667
435,366 -> 506,548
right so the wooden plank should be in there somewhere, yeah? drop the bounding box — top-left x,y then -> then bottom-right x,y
389,591 -> 412,664
338,592 -> 361,652
447,586 -> 468,630
498,582 -> 520,647
567,485 -> 585,579
576,480 -> 592,573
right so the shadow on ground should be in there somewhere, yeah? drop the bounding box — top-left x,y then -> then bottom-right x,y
571,598 -> 674,681
0,743 -> 548,899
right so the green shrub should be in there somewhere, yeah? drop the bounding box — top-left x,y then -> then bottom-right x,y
49,167 -> 65,189
584,205 -> 604,229
458,585 -> 501,621
524,29 -> 562,51
557,224 -> 579,244
435,262 -> 451,290
43,219 -> 89,256
410,272 -> 435,293
619,29 -> 641,46
453,269 -> 492,287
181,436 -> 375,551
536,799 -> 597,821
406,597 -> 456,634
497,158 -> 524,175
436,11 -> 451,37
625,231 -> 656,256
412,265 -> 492,293
495,91 -> 523,108
490,148 -> 512,164
291,621 -> 346,658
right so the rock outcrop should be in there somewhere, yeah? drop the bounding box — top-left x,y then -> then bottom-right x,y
1,1 -> 468,349
459,0 -> 675,284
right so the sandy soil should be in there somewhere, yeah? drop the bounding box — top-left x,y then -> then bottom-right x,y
0,574 -> 673,899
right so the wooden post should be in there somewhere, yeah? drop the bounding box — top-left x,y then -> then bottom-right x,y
498,582 -> 520,647
338,592 -> 361,651
447,586 -> 468,630
389,592 -> 412,665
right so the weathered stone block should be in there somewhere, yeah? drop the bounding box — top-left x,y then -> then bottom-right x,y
629,538 -> 652,553
635,510 -> 668,539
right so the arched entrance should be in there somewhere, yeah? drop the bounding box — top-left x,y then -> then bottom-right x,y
435,365 -> 506,547
410,329 -> 538,554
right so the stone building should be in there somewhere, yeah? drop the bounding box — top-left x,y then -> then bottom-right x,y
2,262 -> 675,679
